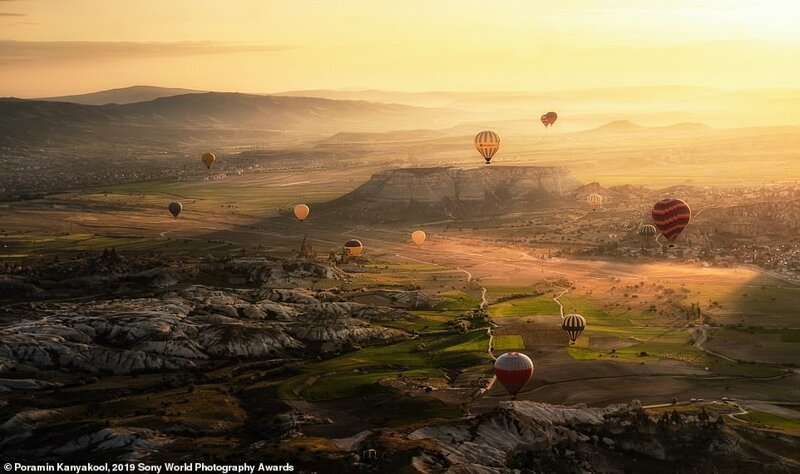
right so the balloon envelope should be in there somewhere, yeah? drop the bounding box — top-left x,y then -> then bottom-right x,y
652,198 -> 691,241
411,230 -> 426,247
541,111 -> 558,128
639,224 -> 657,238
343,239 -> 364,257
201,152 -> 216,169
294,204 -> 310,221
493,352 -> 534,397
474,131 -> 500,164
168,201 -> 182,218
561,313 -> 586,343
586,193 -> 603,210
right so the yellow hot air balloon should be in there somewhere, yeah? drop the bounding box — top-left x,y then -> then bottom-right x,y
411,230 -> 426,247
343,239 -> 364,258
586,193 -> 603,211
202,152 -> 216,169
474,131 -> 500,164
294,204 -> 310,221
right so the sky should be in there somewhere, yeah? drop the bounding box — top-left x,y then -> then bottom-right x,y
1,0 -> 799,97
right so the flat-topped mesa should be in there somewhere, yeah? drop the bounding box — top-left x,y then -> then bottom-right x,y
322,166 -> 583,222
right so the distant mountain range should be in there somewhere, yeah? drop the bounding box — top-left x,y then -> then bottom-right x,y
38,85 -> 207,105
20,84 -> 800,132
5,84 -> 799,151
0,92 -> 461,148
585,120 -> 711,133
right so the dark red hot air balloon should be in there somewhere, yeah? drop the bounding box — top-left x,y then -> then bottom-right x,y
541,111 -> 558,128
652,198 -> 691,242
493,352 -> 534,399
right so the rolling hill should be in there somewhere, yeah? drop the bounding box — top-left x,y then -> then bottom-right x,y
0,92 -> 462,148
38,85 -> 206,105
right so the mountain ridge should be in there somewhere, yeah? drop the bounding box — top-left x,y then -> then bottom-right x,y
0,92 -> 462,147
38,85 -> 207,105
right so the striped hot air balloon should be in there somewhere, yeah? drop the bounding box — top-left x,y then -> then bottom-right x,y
493,352 -> 534,398
561,313 -> 586,343
474,131 -> 500,164
652,198 -> 691,242
586,193 -> 603,211
639,224 -> 658,241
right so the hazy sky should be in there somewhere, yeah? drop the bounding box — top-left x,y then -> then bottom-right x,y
1,0 -> 799,97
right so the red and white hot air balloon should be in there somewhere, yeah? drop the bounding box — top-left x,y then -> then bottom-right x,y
493,352 -> 535,399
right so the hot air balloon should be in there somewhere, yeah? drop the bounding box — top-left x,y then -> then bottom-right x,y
586,193 -> 603,211
294,204 -> 310,221
639,224 -> 658,245
652,198 -> 691,243
474,131 -> 500,164
562,313 -> 586,344
541,111 -> 558,128
493,352 -> 534,399
411,230 -> 426,247
201,152 -> 216,169
343,239 -> 364,258
168,202 -> 182,218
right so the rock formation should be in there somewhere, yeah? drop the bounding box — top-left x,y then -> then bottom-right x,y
320,166 -> 583,222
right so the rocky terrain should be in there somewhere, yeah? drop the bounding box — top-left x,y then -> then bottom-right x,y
0,253 -> 432,464
2,252 -> 798,471
352,401 -> 797,473
320,166 -> 584,222
1,286 -> 412,378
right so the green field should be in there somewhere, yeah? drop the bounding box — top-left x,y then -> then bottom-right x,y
278,331 -> 491,406
686,282 -> 800,327
378,311 -> 458,333
735,411 -> 800,433
433,291 -> 482,311
493,334 -> 525,350
470,281 -> 792,381
488,294 -> 559,318
442,331 -> 489,352
0,231 -> 245,259
93,167 -> 377,215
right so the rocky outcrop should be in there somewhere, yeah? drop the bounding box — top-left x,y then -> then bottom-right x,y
213,258 -> 343,284
703,199 -> 800,237
404,401 -> 774,473
0,411 -> 167,462
320,166 -> 583,221
0,286 -> 407,377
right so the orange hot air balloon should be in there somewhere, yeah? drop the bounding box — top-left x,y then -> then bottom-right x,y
586,193 -> 603,210
493,352 -> 534,399
541,111 -> 558,128
168,202 -> 182,218
201,152 -> 216,169
294,204 -> 310,221
652,198 -> 691,242
411,230 -> 426,247
475,131 -> 500,164
343,239 -> 364,258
